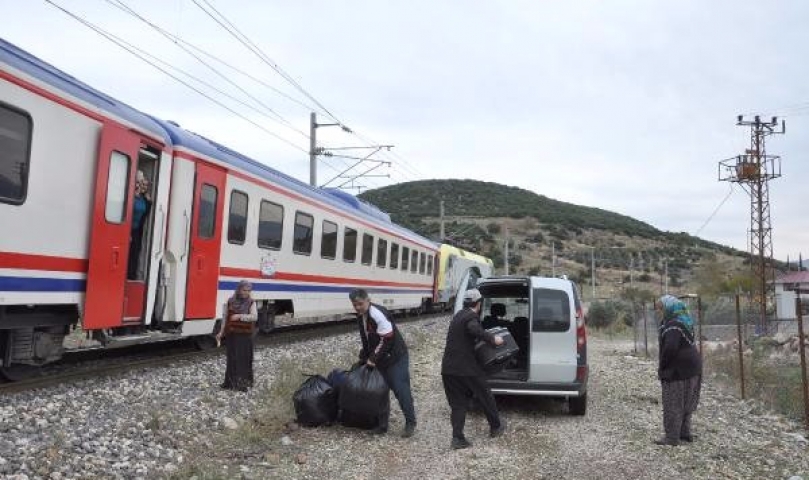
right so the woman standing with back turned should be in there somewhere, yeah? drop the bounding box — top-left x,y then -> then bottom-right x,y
655,294 -> 702,446
216,280 -> 258,392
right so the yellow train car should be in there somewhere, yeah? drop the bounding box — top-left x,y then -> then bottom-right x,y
434,244 -> 494,309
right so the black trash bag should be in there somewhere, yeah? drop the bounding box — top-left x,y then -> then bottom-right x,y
339,365 -> 389,429
327,368 -> 349,392
293,375 -> 338,427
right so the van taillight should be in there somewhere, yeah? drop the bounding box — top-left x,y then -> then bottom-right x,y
576,308 -> 586,349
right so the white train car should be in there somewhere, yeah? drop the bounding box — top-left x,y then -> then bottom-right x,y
0,37 -> 437,372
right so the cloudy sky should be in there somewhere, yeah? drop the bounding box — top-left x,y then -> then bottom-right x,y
3,0 -> 808,260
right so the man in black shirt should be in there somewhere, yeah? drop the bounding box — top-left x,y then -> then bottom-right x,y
441,288 -> 505,449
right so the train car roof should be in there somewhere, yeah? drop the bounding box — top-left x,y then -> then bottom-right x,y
155,118 -> 438,249
440,243 -> 493,265
0,38 -> 170,144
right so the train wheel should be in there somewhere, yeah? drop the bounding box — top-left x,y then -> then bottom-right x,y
258,305 -> 276,334
194,335 -> 218,351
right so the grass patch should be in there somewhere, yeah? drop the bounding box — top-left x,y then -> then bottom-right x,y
705,347 -> 806,422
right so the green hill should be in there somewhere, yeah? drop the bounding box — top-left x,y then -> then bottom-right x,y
359,179 -> 751,300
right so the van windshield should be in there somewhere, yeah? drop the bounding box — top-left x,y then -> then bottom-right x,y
532,288 -> 570,332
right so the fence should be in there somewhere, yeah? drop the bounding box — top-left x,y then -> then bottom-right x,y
631,294 -> 809,430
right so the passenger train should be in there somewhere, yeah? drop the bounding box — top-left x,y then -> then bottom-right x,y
0,38 -> 493,373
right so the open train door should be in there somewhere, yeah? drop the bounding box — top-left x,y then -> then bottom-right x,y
84,123 -> 142,329
184,162 -> 226,319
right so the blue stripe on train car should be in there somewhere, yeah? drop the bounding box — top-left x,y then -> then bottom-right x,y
0,276 -> 86,292
218,281 -> 431,295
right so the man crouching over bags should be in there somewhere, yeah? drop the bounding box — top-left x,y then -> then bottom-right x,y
441,288 -> 505,450
349,288 -> 417,438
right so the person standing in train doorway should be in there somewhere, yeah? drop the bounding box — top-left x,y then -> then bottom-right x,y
127,170 -> 152,280
349,288 -> 417,438
217,280 -> 258,392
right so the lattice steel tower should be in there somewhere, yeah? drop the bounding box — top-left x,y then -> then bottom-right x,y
719,115 -> 784,332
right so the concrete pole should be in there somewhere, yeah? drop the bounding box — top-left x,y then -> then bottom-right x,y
309,112 -> 317,187
504,226 -> 510,275
439,200 -> 445,241
591,247 -> 596,300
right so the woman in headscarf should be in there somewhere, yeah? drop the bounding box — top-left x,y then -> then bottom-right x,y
655,294 -> 702,446
216,280 -> 258,391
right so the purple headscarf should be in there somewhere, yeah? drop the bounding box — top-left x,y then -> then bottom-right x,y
227,280 -> 254,314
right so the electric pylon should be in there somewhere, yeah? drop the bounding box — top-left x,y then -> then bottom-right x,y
718,115 -> 785,333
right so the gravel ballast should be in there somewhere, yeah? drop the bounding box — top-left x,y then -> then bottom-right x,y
1,316 -> 808,479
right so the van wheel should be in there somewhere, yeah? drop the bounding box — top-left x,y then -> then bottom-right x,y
569,393 -> 587,416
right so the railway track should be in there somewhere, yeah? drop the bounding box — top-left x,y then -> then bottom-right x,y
0,313 -> 446,394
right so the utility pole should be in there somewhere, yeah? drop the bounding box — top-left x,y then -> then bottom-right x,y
591,247 -> 596,300
551,241 -> 556,277
629,253 -> 634,289
439,200 -> 445,242
664,260 -> 669,294
719,115 -> 785,333
504,226 -> 510,275
309,112 -> 317,186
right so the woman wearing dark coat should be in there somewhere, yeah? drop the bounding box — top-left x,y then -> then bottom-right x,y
655,294 -> 702,446
216,280 -> 258,392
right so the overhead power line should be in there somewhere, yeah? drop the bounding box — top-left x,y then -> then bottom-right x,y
693,183 -> 735,237
43,0 -> 309,154
104,0 -> 309,139
190,0 -> 344,126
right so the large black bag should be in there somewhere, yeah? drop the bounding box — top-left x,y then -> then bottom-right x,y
338,365 -> 389,428
475,326 -> 520,373
293,375 -> 338,427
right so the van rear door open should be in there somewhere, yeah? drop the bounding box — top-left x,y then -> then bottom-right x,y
528,277 -> 577,383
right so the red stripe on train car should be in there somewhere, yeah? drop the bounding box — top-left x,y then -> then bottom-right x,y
0,252 -> 88,273
219,267 -> 432,289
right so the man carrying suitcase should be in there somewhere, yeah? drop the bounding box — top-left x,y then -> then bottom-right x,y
441,288 -> 505,450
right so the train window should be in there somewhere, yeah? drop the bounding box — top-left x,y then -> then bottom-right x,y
419,252 -> 426,274
198,184 -> 218,239
227,190 -> 248,245
343,227 -> 357,262
321,220 -> 338,259
401,247 -> 409,271
293,211 -> 314,255
103,151 -> 130,223
427,255 -> 433,276
377,239 -> 388,268
258,200 -> 283,250
411,250 -> 418,273
361,234 -> 374,265
0,103 -> 32,205
390,243 -> 399,269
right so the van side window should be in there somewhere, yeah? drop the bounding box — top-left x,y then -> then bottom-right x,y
227,190 -> 248,244
321,220 -> 338,259
532,288 -> 571,332
401,247 -> 410,271
293,211 -> 314,255
0,103 -> 32,205
361,233 -> 374,265
258,200 -> 283,250
377,239 -> 388,268
390,243 -> 399,269
343,227 -> 357,262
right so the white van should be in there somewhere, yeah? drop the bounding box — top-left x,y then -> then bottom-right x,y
454,275 -> 589,415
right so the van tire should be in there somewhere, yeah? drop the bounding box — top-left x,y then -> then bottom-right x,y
569,393 -> 587,416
